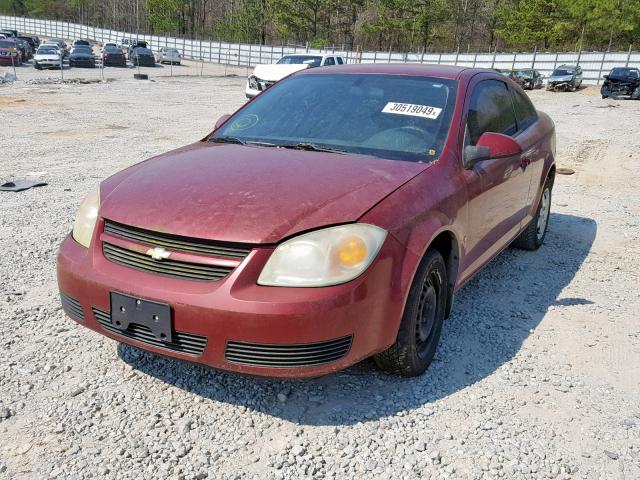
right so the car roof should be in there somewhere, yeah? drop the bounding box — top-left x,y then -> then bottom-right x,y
296,63 -> 491,80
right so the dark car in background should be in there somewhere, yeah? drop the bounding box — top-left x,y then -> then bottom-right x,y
601,67 -> 640,99
69,45 -> 96,68
513,69 -> 544,90
12,37 -> 32,61
0,38 -> 22,66
102,46 -> 127,67
130,47 -> 155,66
127,41 -> 148,59
547,65 -> 583,91
73,39 -> 91,48
17,35 -> 38,53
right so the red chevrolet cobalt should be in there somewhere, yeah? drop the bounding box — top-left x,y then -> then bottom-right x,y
57,65 -> 555,378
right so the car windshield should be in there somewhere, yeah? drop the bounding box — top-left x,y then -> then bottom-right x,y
212,73 -> 457,163
552,69 -> 573,76
37,47 -> 58,54
166,48 -> 179,53
277,55 -> 322,67
515,70 -> 532,77
73,46 -> 92,53
0,40 -> 13,48
610,68 -> 639,79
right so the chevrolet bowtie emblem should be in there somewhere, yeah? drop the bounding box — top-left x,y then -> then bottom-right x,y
146,247 -> 171,260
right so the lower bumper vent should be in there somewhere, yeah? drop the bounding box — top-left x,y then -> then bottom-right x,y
60,292 -> 84,321
93,308 -> 207,356
225,336 -> 352,368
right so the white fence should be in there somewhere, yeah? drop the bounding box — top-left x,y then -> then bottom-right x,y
3,15 -> 639,85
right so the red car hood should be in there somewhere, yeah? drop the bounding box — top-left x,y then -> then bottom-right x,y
100,142 -> 426,244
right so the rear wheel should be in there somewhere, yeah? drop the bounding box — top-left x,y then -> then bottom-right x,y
374,249 -> 447,377
512,177 -> 553,250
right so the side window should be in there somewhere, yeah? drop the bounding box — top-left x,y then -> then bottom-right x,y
336,57 -> 344,65
511,87 -> 538,133
467,79 -> 517,145
324,57 -> 335,66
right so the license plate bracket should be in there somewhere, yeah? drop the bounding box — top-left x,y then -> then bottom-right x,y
110,292 -> 172,343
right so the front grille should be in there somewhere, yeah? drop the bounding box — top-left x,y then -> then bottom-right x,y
93,307 -> 207,356
104,220 -> 252,260
60,292 -> 84,321
103,242 -> 234,281
225,336 -> 353,368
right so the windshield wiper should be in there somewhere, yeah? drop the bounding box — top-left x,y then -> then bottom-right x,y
210,137 -> 346,154
209,136 -> 246,145
279,142 -> 347,155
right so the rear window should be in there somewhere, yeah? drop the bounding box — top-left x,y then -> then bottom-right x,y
136,48 -> 152,54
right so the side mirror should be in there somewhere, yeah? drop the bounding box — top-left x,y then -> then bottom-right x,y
464,132 -> 522,168
215,114 -> 231,130
603,75 -> 609,80
464,145 -> 490,168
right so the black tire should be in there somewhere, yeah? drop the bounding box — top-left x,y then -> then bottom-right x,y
34,63 -> 42,70
374,249 -> 447,377
512,177 -> 553,250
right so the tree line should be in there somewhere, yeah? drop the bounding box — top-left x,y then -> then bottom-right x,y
1,0 -> 638,52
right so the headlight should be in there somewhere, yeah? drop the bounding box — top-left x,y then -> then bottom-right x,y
72,187 -> 100,248
258,224 -> 387,287
248,75 -> 260,90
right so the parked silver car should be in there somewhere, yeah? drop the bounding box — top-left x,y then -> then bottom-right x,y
155,47 -> 181,65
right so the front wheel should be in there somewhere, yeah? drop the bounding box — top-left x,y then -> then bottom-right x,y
512,178 -> 553,250
374,249 -> 447,377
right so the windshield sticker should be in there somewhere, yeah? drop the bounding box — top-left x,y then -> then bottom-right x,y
382,102 -> 442,120
230,114 -> 259,131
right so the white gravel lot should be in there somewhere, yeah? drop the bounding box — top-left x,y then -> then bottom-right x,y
1,61 -> 639,480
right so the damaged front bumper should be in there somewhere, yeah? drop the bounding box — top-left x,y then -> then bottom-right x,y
601,80 -> 640,99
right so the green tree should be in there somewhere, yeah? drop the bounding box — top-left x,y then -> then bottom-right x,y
146,0 -> 182,33
495,0 -> 572,49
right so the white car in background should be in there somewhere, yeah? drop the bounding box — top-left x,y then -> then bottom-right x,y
155,47 -> 182,65
33,45 -> 63,69
245,54 -> 344,98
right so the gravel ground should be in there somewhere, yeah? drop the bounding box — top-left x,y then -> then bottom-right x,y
1,62 -> 639,480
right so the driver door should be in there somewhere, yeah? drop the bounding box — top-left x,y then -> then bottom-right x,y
459,77 -> 530,281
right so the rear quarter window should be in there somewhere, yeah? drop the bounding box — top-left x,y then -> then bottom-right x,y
511,87 -> 538,133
